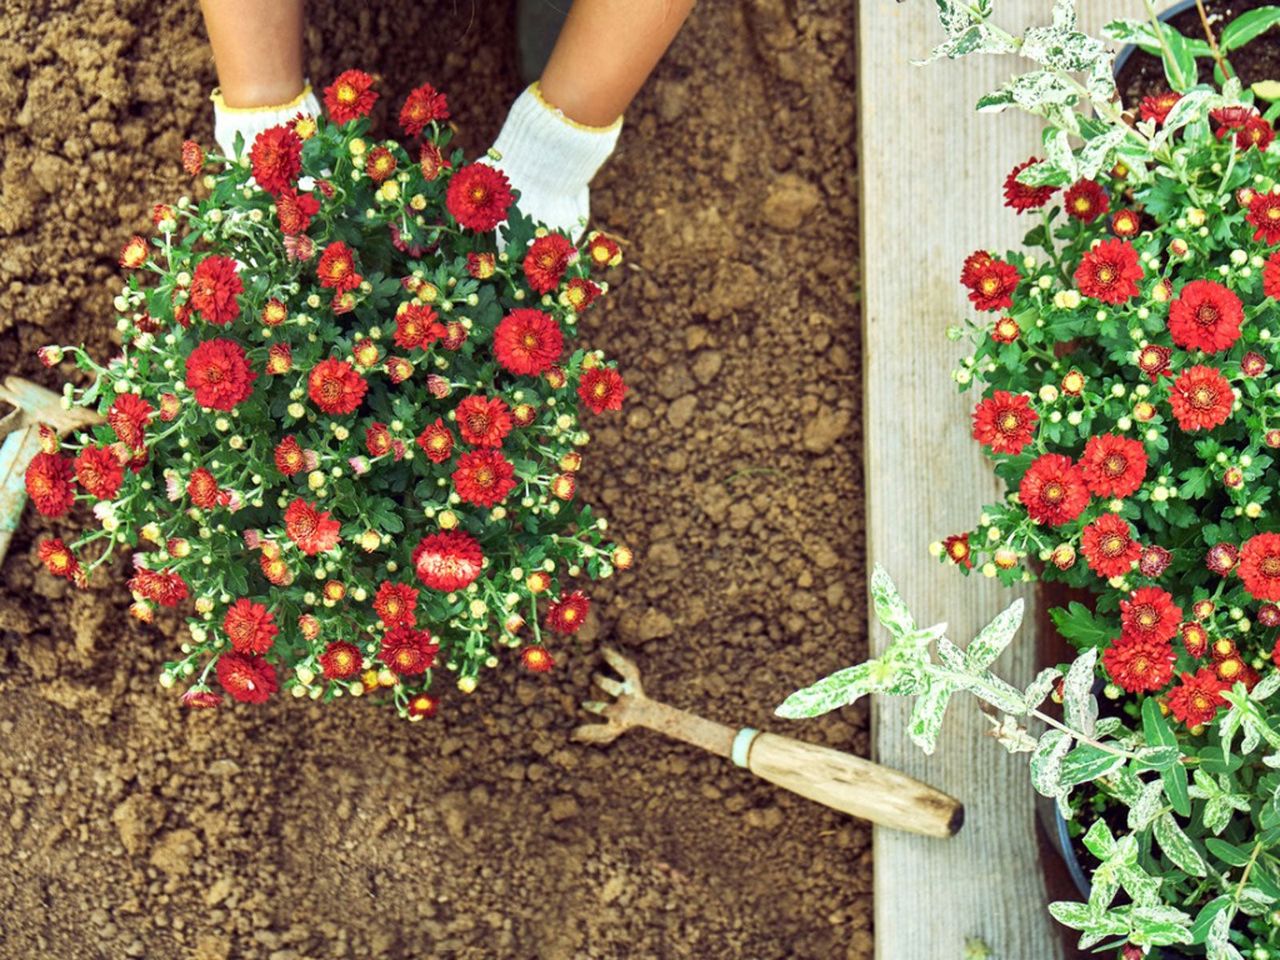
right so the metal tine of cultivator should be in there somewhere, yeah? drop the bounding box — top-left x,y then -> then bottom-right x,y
571,647 -> 649,744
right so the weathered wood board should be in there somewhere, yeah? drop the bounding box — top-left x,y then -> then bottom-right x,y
858,2 -> 1146,957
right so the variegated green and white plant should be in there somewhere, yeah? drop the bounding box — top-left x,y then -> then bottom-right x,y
779,567 -> 1280,958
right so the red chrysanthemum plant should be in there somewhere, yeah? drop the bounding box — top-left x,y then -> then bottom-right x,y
26,71 -> 632,720
901,2 -> 1280,953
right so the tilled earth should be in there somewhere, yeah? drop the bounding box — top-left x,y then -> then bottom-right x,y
0,1 -> 865,957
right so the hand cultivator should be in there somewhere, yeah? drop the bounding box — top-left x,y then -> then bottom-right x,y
0,376 -> 102,567
576,647 -> 964,839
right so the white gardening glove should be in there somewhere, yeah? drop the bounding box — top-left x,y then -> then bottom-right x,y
211,84 -> 322,160
490,83 -> 622,244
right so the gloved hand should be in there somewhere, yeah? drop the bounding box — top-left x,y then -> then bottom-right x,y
489,83 -> 622,244
211,84 -> 322,160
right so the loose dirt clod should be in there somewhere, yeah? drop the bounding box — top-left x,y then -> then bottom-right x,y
0,1 -> 865,957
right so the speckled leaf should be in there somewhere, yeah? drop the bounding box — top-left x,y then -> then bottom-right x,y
1153,813 -> 1207,878
908,674 -> 957,755
1023,666 -> 1063,712
965,598 -> 1024,672
775,663 -> 876,719
914,23 -> 1019,65
1127,777 -> 1166,832
1206,908 -> 1245,960
869,565 -> 916,641
1063,648 -> 1099,737
1078,127 -> 1129,180
1031,728 -> 1073,801
1060,743 -> 1126,789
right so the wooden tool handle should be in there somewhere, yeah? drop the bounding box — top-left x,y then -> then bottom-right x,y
744,731 -> 964,839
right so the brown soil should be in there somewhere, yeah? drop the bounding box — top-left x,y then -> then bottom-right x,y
1116,0 -> 1280,107
0,1 -> 864,958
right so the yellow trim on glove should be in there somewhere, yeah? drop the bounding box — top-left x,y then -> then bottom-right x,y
210,84 -> 315,115
528,82 -> 623,134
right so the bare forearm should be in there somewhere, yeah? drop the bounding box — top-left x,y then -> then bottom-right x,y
199,0 -> 306,107
539,0 -> 695,127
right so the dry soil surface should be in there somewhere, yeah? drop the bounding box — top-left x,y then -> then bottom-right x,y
0,1 -> 865,958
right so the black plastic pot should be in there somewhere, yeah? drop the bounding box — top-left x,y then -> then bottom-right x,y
1112,0 -> 1201,80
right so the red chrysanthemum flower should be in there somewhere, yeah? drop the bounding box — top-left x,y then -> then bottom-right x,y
523,234 -> 575,294
187,467 -> 220,509
308,358 -> 368,415
1139,91 -> 1180,124
274,436 -> 307,476
38,538 -> 80,581
276,188 -> 321,236
992,317 -> 1020,343
364,146 -> 397,183
1120,586 -> 1182,643
260,550 -> 292,586
1081,513 -> 1142,578
1207,542 -> 1239,577
323,69 -> 378,124
189,255 -> 243,325
250,124 -> 303,195
452,448 -> 516,507
74,444 -> 123,501
415,418 -> 454,463
943,532 -> 972,568
1247,191 -> 1280,245
316,241 -> 362,293
181,688 -> 222,709
1167,668 -> 1227,727
119,235 -> 148,269
129,567 -> 189,607
1137,343 -> 1173,381
319,641 -> 362,680
25,452 -> 75,517
266,342 -> 293,376
1078,433 -> 1147,498
108,393 -> 154,450
586,231 -> 622,269
467,252 -> 497,280
1002,157 -> 1056,212
181,139 -> 204,175
400,82 -> 450,136
373,581 -> 418,628
216,653 -> 277,705
1238,533 -> 1280,602
1265,251 -> 1280,299
562,277 -> 602,313
364,422 -> 392,458
493,308 -> 564,376
223,599 -> 278,654
1168,365 -> 1233,432
379,626 -> 439,676
1075,239 -> 1143,305
407,693 -> 439,719
1181,621 -> 1209,658
394,303 -> 444,351
445,163 -> 514,232
1019,454 -> 1089,526
455,395 -> 513,448
971,390 -> 1038,455
1063,179 -> 1109,222
1168,279 -> 1243,353
185,338 -> 256,411
419,141 -> 450,181
521,646 -> 555,673
578,367 -> 627,414
284,498 -> 342,555
546,591 -> 590,634
412,530 -> 484,592
1110,209 -> 1142,239
960,251 -> 1020,311
1238,116 -> 1275,152
1102,636 -> 1175,693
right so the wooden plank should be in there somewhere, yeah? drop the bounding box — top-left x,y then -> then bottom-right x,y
858,3 -> 1146,958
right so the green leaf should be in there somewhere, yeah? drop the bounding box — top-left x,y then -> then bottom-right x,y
1191,895 -> 1232,945
1143,698 -> 1190,816
1158,25 -> 1197,93
1050,602 -> 1113,649
1220,7 -> 1280,52
1059,743 -> 1126,788
1254,79 -> 1280,102
1204,838 -> 1251,867
1153,812 -> 1207,877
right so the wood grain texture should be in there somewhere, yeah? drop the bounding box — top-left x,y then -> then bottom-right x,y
858,2 -> 1145,956
745,731 -> 964,838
